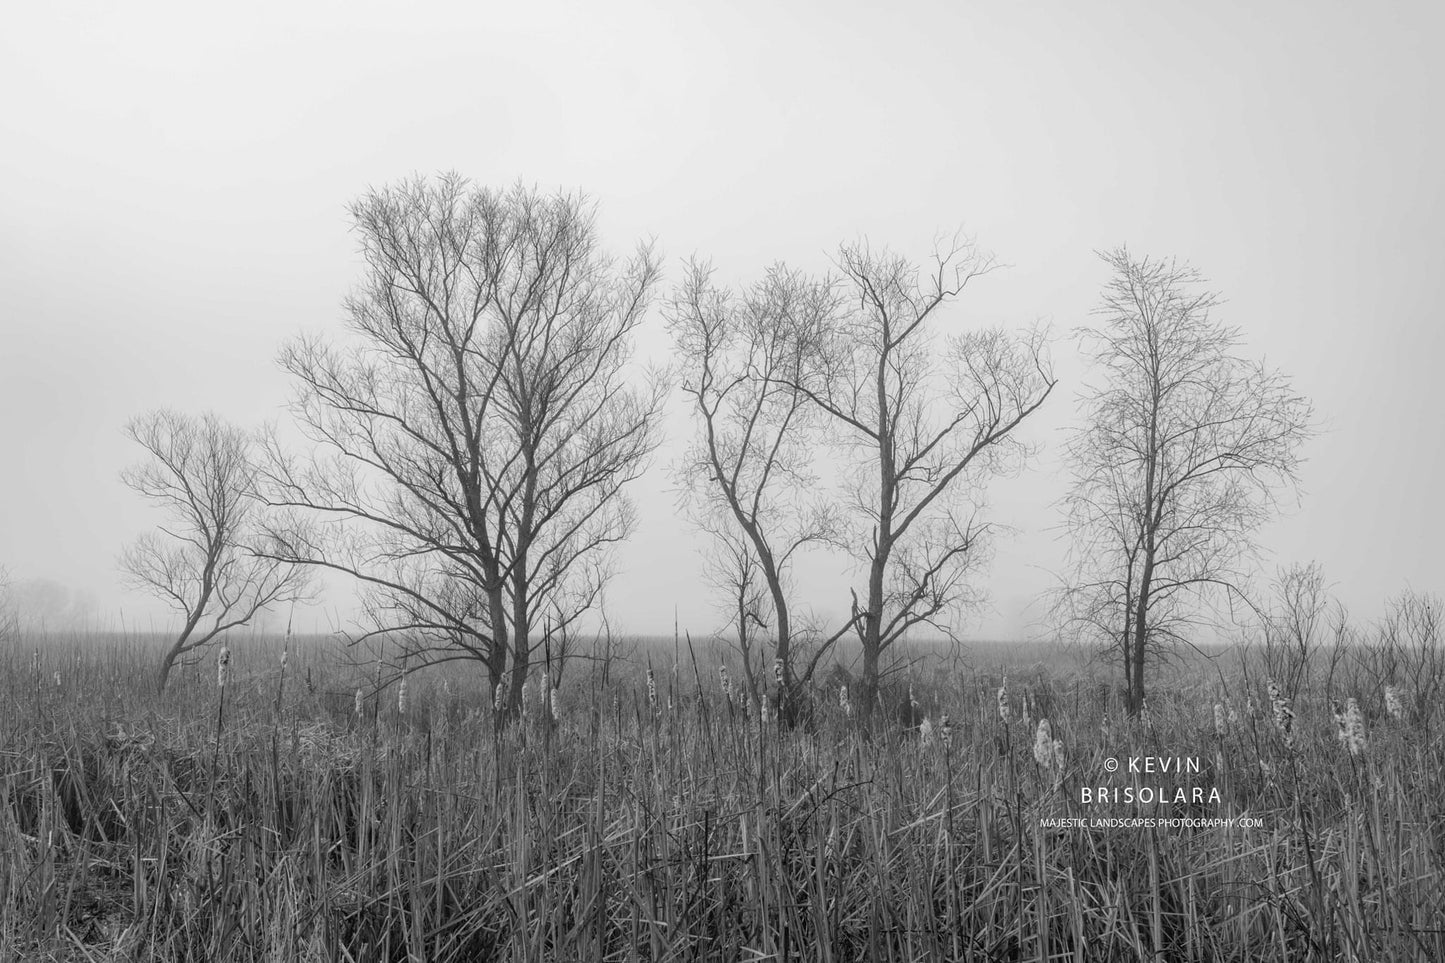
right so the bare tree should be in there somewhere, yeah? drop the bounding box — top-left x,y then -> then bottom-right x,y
1058,249 -> 1314,715
259,175 -> 662,716
1258,562 -> 1337,697
120,410 -> 310,693
699,519 -> 771,703
667,262 -> 850,717
789,238 -> 1056,722
0,565 -> 17,642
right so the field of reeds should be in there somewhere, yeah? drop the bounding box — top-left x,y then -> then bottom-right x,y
2,619 -> 1443,962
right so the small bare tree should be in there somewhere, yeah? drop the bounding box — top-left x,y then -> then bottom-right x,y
120,410 -> 310,693
789,238 -> 1056,722
699,520 -> 771,702
260,175 -> 662,716
1259,562 -> 1335,697
667,262 -> 849,716
0,565 -> 17,642
1058,249 -> 1314,714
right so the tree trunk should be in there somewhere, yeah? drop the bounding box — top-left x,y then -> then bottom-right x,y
508,595 -> 530,718
484,573 -> 510,727
768,574 -> 797,726
156,644 -> 183,695
1128,559 -> 1155,716
859,554 -> 887,725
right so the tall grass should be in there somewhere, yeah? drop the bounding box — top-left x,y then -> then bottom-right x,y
2,630 -> 1442,961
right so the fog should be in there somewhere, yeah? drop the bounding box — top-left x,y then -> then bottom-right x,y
2,0 -> 1441,640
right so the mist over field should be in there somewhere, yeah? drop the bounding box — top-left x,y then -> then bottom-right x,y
2,2 -> 1443,960
1,2 -> 1441,645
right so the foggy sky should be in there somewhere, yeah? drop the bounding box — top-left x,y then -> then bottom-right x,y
2,0 -> 1441,640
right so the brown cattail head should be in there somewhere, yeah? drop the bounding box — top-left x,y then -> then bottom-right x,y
217,646 -> 231,689
1384,685 -> 1405,722
1032,718 -> 1055,768
1339,697 -> 1366,756
1268,680 -> 1295,750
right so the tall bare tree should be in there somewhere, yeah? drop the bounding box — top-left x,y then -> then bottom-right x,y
120,409 -> 310,693
667,262 -> 848,716
1058,249 -> 1314,714
259,175 -> 662,714
790,238 -> 1056,721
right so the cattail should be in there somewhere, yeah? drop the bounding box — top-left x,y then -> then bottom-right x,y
1021,691 -> 1032,730
1033,718 -> 1056,768
1339,697 -> 1366,756
759,697 -> 769,725
940,714 -> 953,747
549,686 -> 560,721
217,646 -> 231,689
997,676 -> 1012,724
1213,703 -> 1228,739
839,684 -> 852,716
773,658 -> 784,687
1052,737 -> 1065,770
1268,680 -> 1294,749
353,688 -> 363,716
646,668 -> 657,710
919,716 -> 935,745
280,649 -> 288,671
53,671 -> 62,689
493,682 -> 505,711
1384,685 -> 1405,722
719,665 -> 732,701
1227,704 -> 1240,728
397,678 -> 408,715
909,682 -> 920,715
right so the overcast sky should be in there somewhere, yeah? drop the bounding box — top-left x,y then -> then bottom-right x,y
2,0 -> 1440,640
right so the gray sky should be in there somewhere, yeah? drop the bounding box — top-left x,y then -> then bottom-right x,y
2,0 -> 1441,639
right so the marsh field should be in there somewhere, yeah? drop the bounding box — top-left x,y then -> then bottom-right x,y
1,625 -> 1443,963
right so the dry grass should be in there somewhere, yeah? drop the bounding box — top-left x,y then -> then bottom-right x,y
2,631 -> 1442,962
